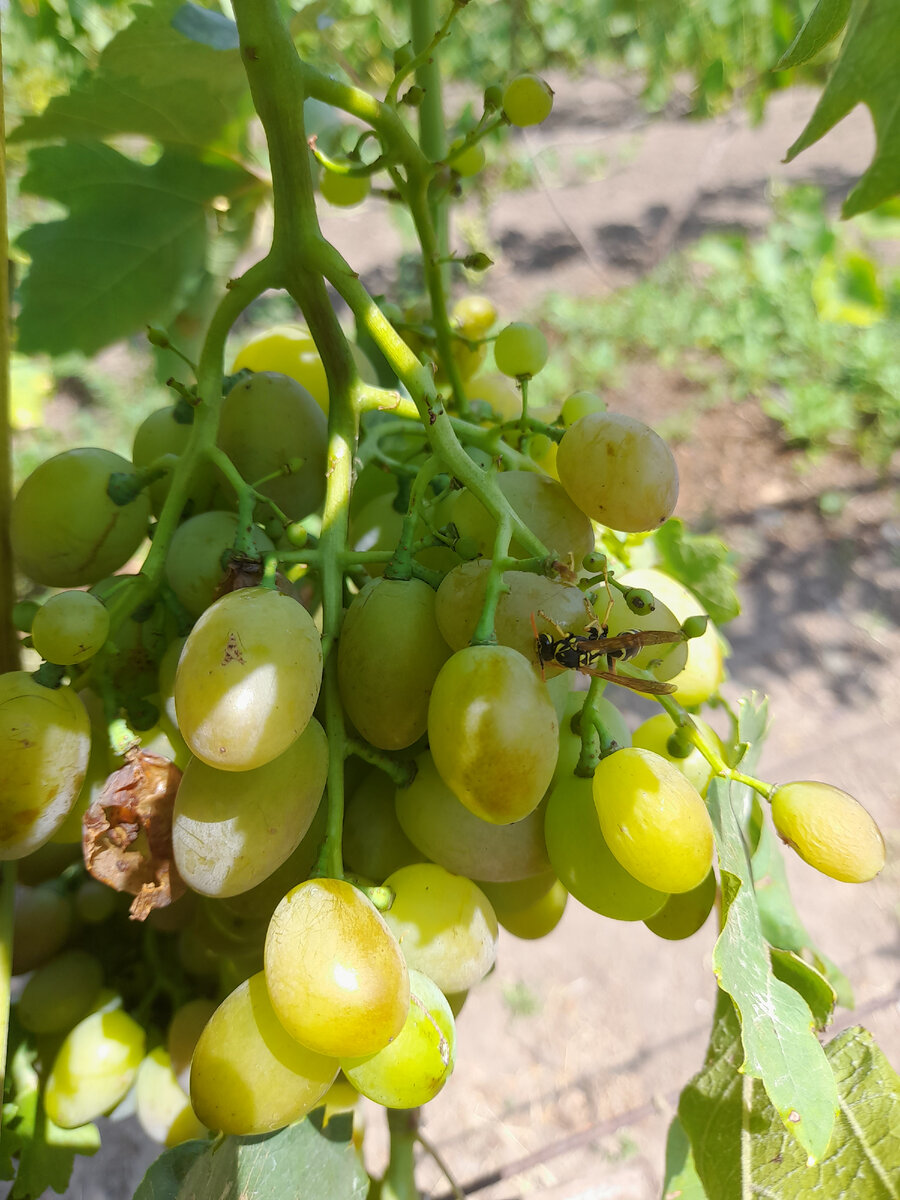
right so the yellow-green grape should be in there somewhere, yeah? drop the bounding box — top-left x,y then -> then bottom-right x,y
545,773 -> 668,920
132,406 -> 217,516
644,870 -> 716,941
158,635 -> 185,736
427,645 -> 559,824
502,73 -> 554,126
557,412 -> 678,533
466,372 -> 520,419
338,578 -> 451,750
382,863 -> 499,994
44,1009 -> 146,1128
340,968 -> 455,1109
320,1074 -> 360,1117
349,491 -> 454,578
135,1048 -> 206,1146
18,949 -> 103,1034
631,713 -> 724,795
232,325 -> 329,411
395,752 -> 550,882
619,568 -> 725,706
50,689 -> 119,845
480,872 -> 568,940
265,878 -> 409,1057
593,748 -> 714,894
0,673 -> 91,859
344,771 -> 422,883
444,334 -> 487,384
561,391 -> 606,426
494,322 -> 548,378
217,372 -> 328,522
448,470 -> 594,563
452,295 -> 497,339
319,168 -> 371,207
30,591 -> 110,665
770,782 -> 885,883
12,884 -> 73,974
448,138 -> 485,177
165,511 -> 274,618
175,587 -> 322,771
11,448 -> 151,586
172,718 -> 328,897
602,587 -> 687,682
75,879 -> 118,925
168,998 -> 218,1091
553,689 -> 632,784
435,560 -> 593,674
190,973 -> 338,1135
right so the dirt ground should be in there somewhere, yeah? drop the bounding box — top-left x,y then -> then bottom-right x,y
67,76 -> 899,1200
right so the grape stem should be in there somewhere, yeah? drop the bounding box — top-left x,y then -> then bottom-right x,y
385,455 -> 442,582
471,513 -> 512,645
382,1108 -> 423,1200
654,692 -> 773,799
344,738 -> 417,787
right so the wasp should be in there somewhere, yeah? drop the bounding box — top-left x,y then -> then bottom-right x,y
533,613 -> 683,695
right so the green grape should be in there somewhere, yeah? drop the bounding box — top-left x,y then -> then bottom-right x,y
11,448 -> 151,586
135,1047 -> 206,1146
561,391 -> 606,426
428,645 -> 559,824
601,588 -> 687,682
448,470 -> 593,564
382,863 -> 498,994
340,968 -> 455,1108
265,878 -> 409,1057
441,334 -> 487,384
132,406 -> 217,516
770,782 -> 885,883
544,773 -> 668,920
502,73 -> 553,126
466,372 -> 521,420
619,568 -> 725,706
158,635 -> 185,735
452,295 -> 497,339
0,672 -> 91,859
320,1074 -> 360,1115
165,511 -> 274,618
435,560 -> 593,674
557,413 -> 678,533
344,771 -> 422,883
553,689 -> 632,784
320,169 -> 371,207
44,1008 -> 146,1128
30,591 -> 110,665
631,713 -> 724,795
448,138 -> 485,177
12,884 -> 73,974
173,717 -> 328,897
395,752 -> 550,881
50,688 -> 116,845
232,325 -> 329,411
18,949 -> 103,1034
493,322 -> 548,378
168,998 -> 218,1091
349,491 -> 456,578
174,587 -> 322,771
217,372 -> 328,522
75,879 -> 118,924
480,872 -> 568,940
644,870 -> 716,941
190,972 -> 338,1135
593,748 -> 714,894
338,578 -> 451,750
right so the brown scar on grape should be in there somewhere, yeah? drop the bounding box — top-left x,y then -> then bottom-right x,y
82,750 -> 185,921
221,631 -> 246,665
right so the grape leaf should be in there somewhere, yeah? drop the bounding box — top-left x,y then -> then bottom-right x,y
707,776 -> 838,1161
134,1113 -> 370,1200
172,3 -> 240,51
651,519 -> 740,625
776,0 -> 852,69
784,0 -> 900,216
9,0 -> 250,150
770,948 -> 836,1031
662,1115 -> 708,1200
680,996 -> 900,1199
16,143 -> 252,357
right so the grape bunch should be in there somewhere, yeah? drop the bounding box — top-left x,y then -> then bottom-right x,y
1,66 -> 885,1165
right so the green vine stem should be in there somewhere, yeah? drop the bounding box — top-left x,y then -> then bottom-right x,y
382,1108 -> 422,1200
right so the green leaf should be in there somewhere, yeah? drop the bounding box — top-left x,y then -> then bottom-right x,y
651,519 -> 740,625
662,1115 -> 708,1200
172,3 -> 240,51
752,817 -> 854,1008
16,143 -> 251,357
776,0 -> 852,69
770,949 -> 836,1031
680,1001 -> 900,1198
135,1115 -> 370,1200
708,777 -> 838,1161
9,0 -> 250,150
784,0 -> 900,217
